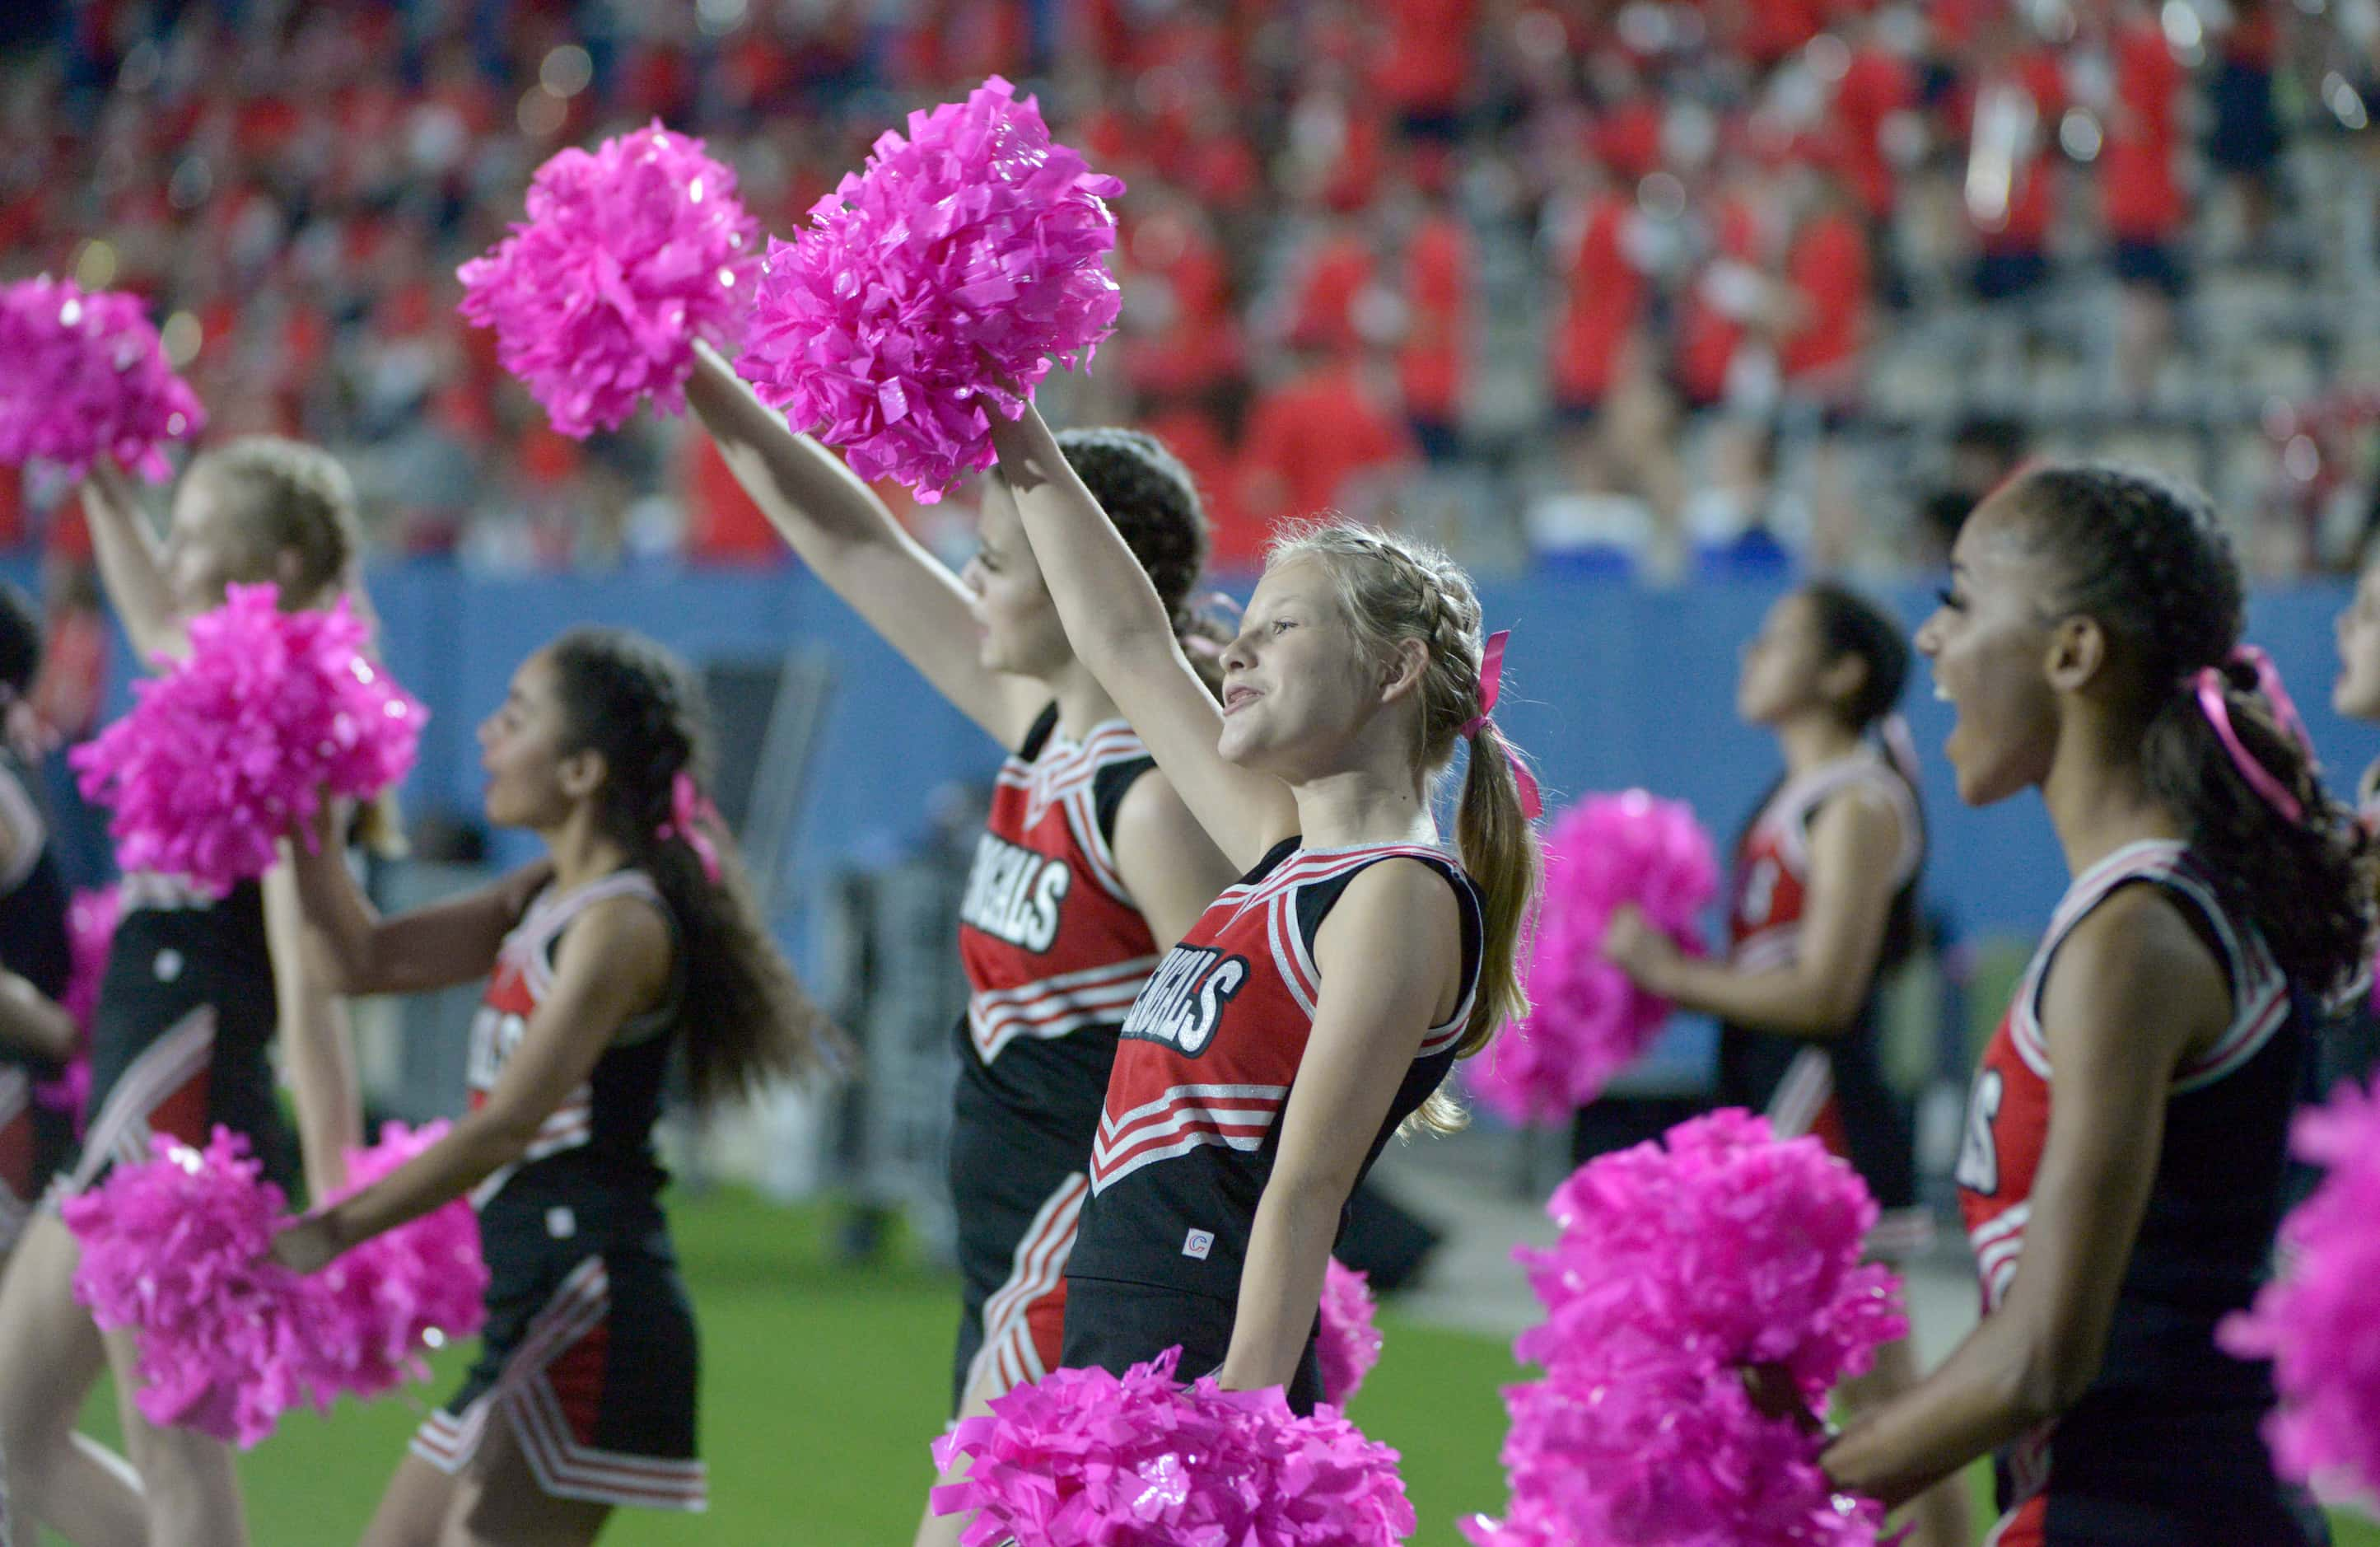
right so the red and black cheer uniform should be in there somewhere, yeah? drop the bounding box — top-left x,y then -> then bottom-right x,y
1720,748 -> 1930,1258
1062,838 -> 1483,1414
947,707 -> 1163,1409
0,757 -> 72,1249
413,871 -> 706,1513
63,867 -> 287,1200
1956,840 -> 2326,1546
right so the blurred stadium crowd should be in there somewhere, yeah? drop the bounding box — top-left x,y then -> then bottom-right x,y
2,0 -> 2379,601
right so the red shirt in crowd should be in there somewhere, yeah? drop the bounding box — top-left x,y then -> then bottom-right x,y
1834,44 -> 1916,217
1550,191 -> 1649,409
2101,18 -> 2186,241
1372,0 -> 1477,115
1780,206 -> 1869,383
1239,356 -> 1415,526
1398,210 -> 1471,425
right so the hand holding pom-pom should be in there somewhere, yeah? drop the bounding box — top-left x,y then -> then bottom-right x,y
1463,1111 -> 1903,1546
1319,1258 -> 1384,1407
931,1348 -> 1416,1545
2219,1073 -> 2380,1507
459,122 -> 761,438
63,1129 -> 321,1447
0,277 -> 205,481
69,585 -> 427,895
299,1121 -> 490,1404
742,76 -> 1124,502
1468,792 -> 1718,1125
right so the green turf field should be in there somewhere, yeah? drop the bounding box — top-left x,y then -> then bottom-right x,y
55,1189 -> 2380,1545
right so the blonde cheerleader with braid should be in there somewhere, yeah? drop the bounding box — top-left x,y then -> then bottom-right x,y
980,402 -> 1542,1410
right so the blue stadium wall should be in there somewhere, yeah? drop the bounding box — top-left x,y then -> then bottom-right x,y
76,559 -> 2371,956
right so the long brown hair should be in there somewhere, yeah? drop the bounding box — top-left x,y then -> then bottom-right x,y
1267,521 -> 1544,1129
545,628 -> 844,1108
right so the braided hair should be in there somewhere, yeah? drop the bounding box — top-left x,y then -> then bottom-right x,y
545,628 -> 842,1109
187,436 -> 361,606
1053,428 -> 1232,692
1267,521 -> 1545,1127
2011,463 -> 2377,996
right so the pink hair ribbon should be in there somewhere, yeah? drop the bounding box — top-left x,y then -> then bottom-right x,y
1461,629 -> 1545,820
657,769 -> 723,883
2194,646 -> 2305,825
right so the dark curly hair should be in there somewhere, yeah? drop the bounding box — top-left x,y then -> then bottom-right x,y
546,628 -> 844,1110
2010,463 -> 2378,997
1055,428 -> 1230,689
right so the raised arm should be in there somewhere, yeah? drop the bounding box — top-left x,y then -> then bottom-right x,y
988,404 -> 1296,869
1605,789 -> 1905,1036
273,894 -> 670,1269
1220,861 -> 1461,1389
684,344 -> 1044,747
281,818 -> 548,998
79,460 -> 189,665
1820,886 -> 2221,1505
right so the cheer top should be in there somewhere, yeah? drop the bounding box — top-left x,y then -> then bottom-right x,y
1720,747 -> 1925,1217
466,872 -> 682,1219
1955,840 -> 2306,1526
1067,837 -> 1484,1302
953,708 -> 1161,1150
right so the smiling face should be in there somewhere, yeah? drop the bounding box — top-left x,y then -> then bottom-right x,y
477,649 -> 586,831
1915,488 -> 2067,806
961,479 -> 1072,680
1215,554 -> 1395,778
2336,564 -> 2380,721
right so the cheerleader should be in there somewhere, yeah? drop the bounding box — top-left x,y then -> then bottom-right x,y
0,581 -> 75,1275
271,627 -> 838,1546
681,348 -> 1240,1545
1603,582 -> 1969,1546
983,403 -> 1542,1411
0,441 -> 372,1547
1820,464 -> 2362,1545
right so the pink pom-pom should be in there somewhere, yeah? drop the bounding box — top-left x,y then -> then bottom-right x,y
31,886 -> 119,1131
0,276 -> 205,482
61,1129 -> 320,1447
742,75 -> 1125,502
69,586 -> 426,895
1319,1258 -> 1384,1407
2219,1073 -> 2380,1507
1469,791 -> 1718,1125
306,1121 -> 489,1404
1463,1110 -> 1904,1546
459,121 -> 761,438
931,1348 -> 1416,1545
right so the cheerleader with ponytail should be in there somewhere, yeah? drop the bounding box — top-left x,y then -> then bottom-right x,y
271,627 -> 839,1545
1823,464 -> 2370,1545
976,400 -> 1542,1418
1603,582 -> 1967,1545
